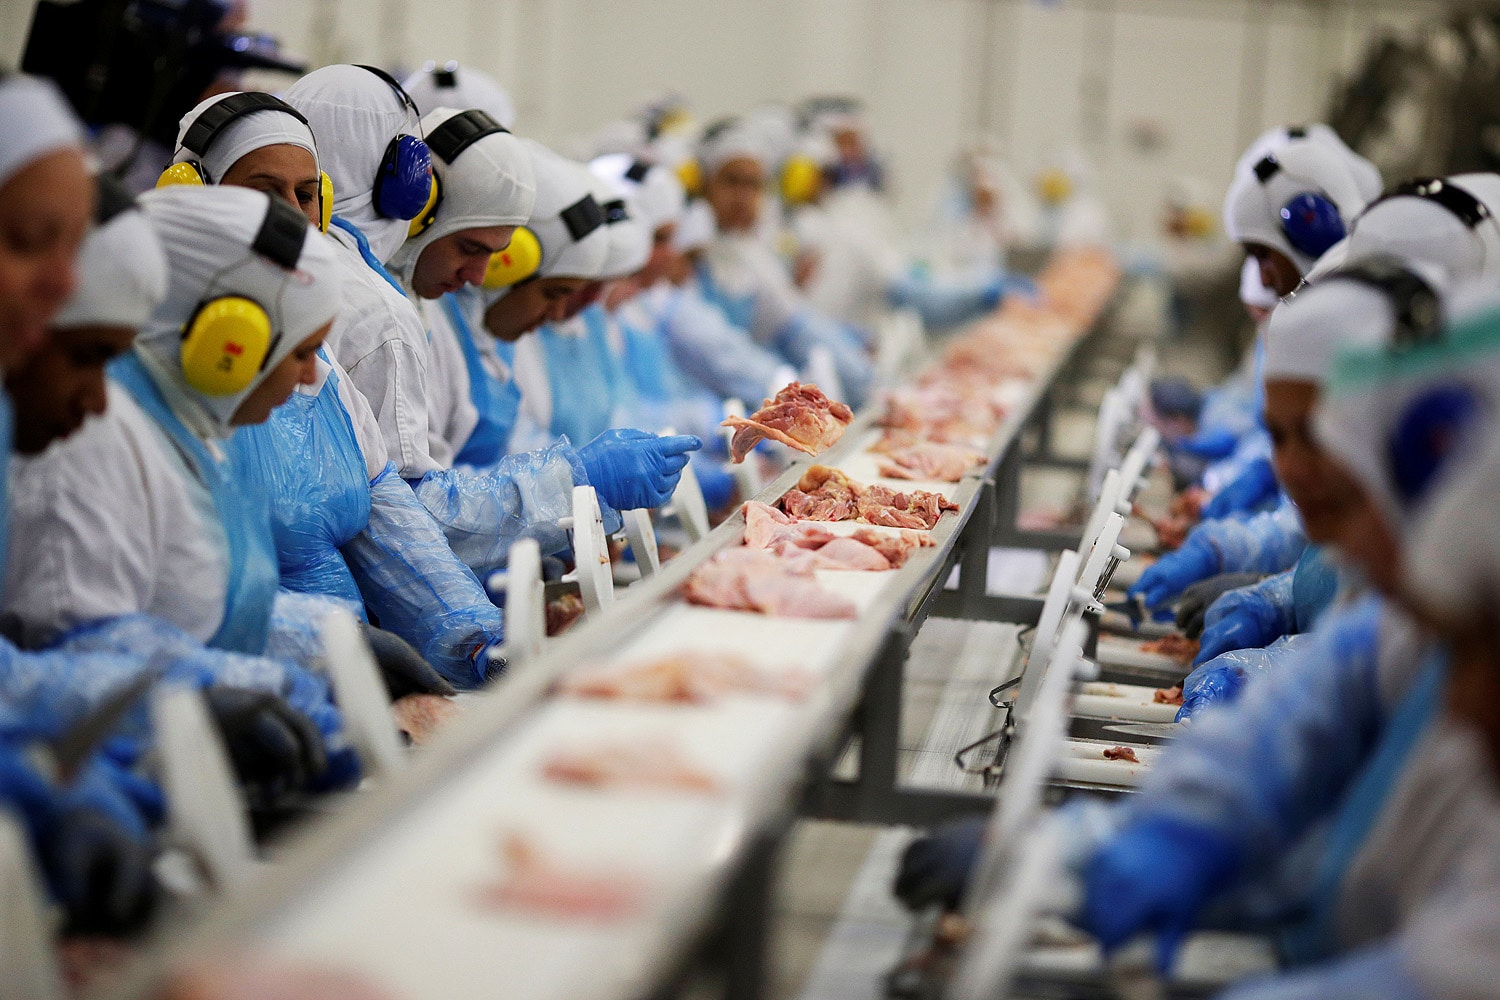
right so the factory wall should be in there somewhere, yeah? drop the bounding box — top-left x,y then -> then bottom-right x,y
3,0 -> 1456,238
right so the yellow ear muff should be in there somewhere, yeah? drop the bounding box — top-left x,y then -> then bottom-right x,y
180,295 -> 275,396
1037,168 -> 1073,206
780,155 -> 824,206
676,159 -> 704,199
157,161 -> 208,189
407,174 -> 442,239
1182,206 -> 1216,239
482,226 -> 542,289
318,171 -> 334,233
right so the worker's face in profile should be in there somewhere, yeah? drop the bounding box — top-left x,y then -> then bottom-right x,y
1245,243 -> 1301,298
705,157 -> 764,233
412,226 -> 516,299
219,144 -> 322,231
6,323 -> 135,453
0,150 -> 92,374
483,277 -> 591,341
1324,477 -> 1402,595
1265,380 -> 1347,542
229,322 -> 329,426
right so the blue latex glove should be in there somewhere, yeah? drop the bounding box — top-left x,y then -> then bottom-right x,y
1176,659 -> 1248,721
1202,458 -> 1279,520
892,814 -> 987,911
46,756 -> 158,933
1081,815 -> 1240,973
579,429 -> 702,511
1128,538 -> 1219,611
1194,605 -> 1279,666
1175,427 -> 1240,461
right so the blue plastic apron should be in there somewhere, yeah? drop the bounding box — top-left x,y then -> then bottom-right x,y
440,293 -> 520,467
694,260 -> 757,333
330,217 -> 408,297
1279,652 -> 1448,963
112,353 -> 280,654
539,307 -> 615,447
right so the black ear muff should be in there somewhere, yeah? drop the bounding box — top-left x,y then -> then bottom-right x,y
1334,257 -> 1444,351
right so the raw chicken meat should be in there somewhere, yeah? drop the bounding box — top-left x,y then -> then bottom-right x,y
1102,746 -> 1141,763
391,694 -> 461,747
742,500 -> 837,550
474,835 -> 648,922
161,961 -> 397,1000
849,527 -> 934,569
723,382 -> 854,462
780,466 -> 957,530
1153,685 -> 1185,706
684,546 -> 858,618
1140,635 -> 1199,664
559,652 -> 814,704
546,592 -> 586,636
808,536 -> 893,571
874,441 -> 986,483
541,738 -> 721,794
741,501 -> 916,571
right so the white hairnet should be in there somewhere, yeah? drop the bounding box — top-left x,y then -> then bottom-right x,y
673,199 -> 715,253
1342,173 -> 1500,286
402,62 -> 516,129
54,197 -> 168,331
1239,255 -> 1279,310
135,185 -> 343,435
390,106 -> 536,277
1234,123 -> 1382,201
589,152 -> 685,231
0,74 -> 84,189
171,91 -> 319,184
523,139 -> 611,279
699,118 -> 771,175
285,65 -> 422,265
1223,132 -> 1379,274
595,184 -> 651,280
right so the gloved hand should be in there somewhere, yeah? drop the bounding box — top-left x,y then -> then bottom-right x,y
1174,427 -> 1239,461
204,687 -> 327,813
1128,539 -> 1219,612
1194,605 -> 1278,666
47,756 -> 159,935
578,429 -> 703,511
1176,661 -> 1247,721
359,624 -> 457,699
892,814 -> 987,911
475,642 -> 508,684
1080,815 -> 1240,973
1201,458 -> 1279,520
1175,573 -> 1264,639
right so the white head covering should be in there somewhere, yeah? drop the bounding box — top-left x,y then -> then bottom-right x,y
673,199 -> 716,253
594,183 -> 651,280
0,75 -> 84,189
699,117 -> 771,175
523,139 -> 612,280
402,62 -> 517,129
1239,255 -> 1279,310
1341,173 -> 1500,287
1223,130 -> 1380,274
171,91 -> 319,184
54,186 -> 168,331
285,65 -> 423,264
1234,124 -> 1382,200
135,185 -> 343,436
589,152 -> 686,231
389,106 -> 536,278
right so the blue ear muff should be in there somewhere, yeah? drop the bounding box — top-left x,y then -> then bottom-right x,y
373,133 -> 434,221
1387,384 -> 1482,507
1279,191 -> 1346,259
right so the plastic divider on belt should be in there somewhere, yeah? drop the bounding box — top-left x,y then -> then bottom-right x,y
569,485 -> 614,614
1076,511 -> 1128,605
621,509 -> 662,579
1117,425 -> 1161,503
489,538 -> 545,665
1014,548 -> 1083,724
151,686 -> 256,894
321,609 -> 404,780
1085,387 -> 1127,502
1078,469 -> 1123,566
0,814 -> 64,1000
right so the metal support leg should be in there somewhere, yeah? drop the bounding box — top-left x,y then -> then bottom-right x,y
719,832 -> 779,1000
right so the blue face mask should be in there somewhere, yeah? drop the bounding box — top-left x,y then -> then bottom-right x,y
110,354 -> 280,654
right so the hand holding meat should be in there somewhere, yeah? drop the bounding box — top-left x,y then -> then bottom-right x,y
723,382 -> 853,462
579,429 -> 702,510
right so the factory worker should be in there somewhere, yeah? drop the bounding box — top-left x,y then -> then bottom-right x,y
402,61 -> 517,129
695,116 -> 874,408
403,136 -> 699,575
1031,146 -> 1112,250
1073,268 -> 1500,995
1335,173 -> 1500,286
791,124 -> 1022,334
926,140 -> 1042,279
801,95 -> 884,193
164,94 -> 499,691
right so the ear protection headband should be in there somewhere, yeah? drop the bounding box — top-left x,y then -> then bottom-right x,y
481,193 -> 604,289
156,92 -> 335,234
180,196 -> 309,396
356,64 -> 435,222
1364,177 -> 1496,269
780,154 -> 824,206
1253,152 -> 1346,259
1329,256 -> 1478,507
407,108 -> 508,239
